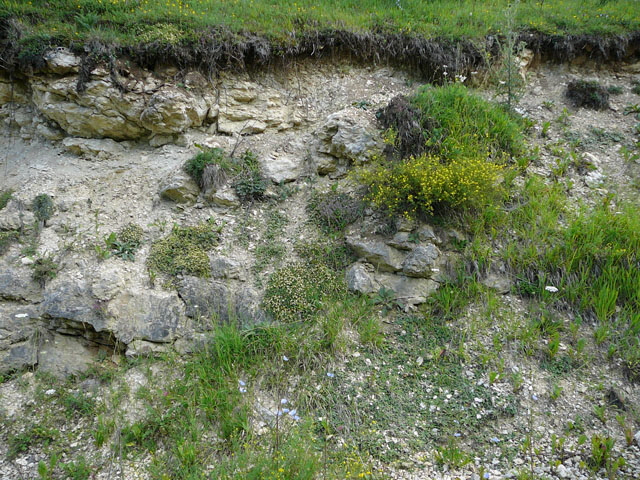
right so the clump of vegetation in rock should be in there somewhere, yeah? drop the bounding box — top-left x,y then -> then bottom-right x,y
185,147 -> 267,201
0,230 -> 20,256
97,223 -> 145,261
0,189 -> 13,210
31,255 -> 59,286
232,150 -> 268,201
148,221 -> 221,278
566,79 -> 610,110
263,263 -> 345,323
361,84 -> 524,218
32,193 -> 54,226
307,190 -> 364,233
294,238 -> 357,272
185,147 -> 235,190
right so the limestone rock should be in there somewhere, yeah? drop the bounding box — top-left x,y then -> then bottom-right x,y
210,256 -> 244,280
43,48 -> 81,75
178,277 -> 266,327
346,236 -> 406,272
159,168 -> 200,204
317,110 -> 380,163
346,263 -> 377,294
0,75 -> 30,104
262,153 -> 302,183
217,79 -> 301,134
36,123 -> 65,141
31,76 -> 148,140
140,86 -> 208,134
387,231 -> 414,251
375,273 -> 439,308
0,264 -> 42,302
107,289 -> 185,344
0,200 -> 35,231
126,339 -> 172,357
43,279 -> 107,332
37,333 -> 95,378
62,137 -> 125,160
205,187 -> 241,208
0,306 -> 40,374
402,244 -> 441,278
482,273 -> 512,294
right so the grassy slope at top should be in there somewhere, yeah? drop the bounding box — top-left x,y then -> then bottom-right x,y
1,0 -> 639,55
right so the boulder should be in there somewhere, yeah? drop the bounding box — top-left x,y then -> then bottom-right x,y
346,236 -> 406,272
205,187 -> 241,208
178,277 -> 266,327
482,273 -> 512,294
210,256 -> 244,280
0,264 -> 42,302
159,168 -> 200,204
375,273 -> 439,308
317,110 -> 380,163
402,244 -> 441,278
0,306 -> 40,374
37,333 -> 95,378
346,263 -> 377,294
262,153 -> 303,183
140,86 -> 209,134
62,137 -> 125,160
107,289 -> 185,344
43,48 -> 81,75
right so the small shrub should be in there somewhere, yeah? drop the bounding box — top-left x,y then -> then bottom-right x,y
0,190 -> 12,210
566,80 -> 610,110
263,263 -> 345,323
185,147 -> 232,189
234,169 -> 268,201
118,223 -> 144,246
147,222 -> 220,277
359,154 -> 504,218
32,194 -> 54,224
31,255 -> 59,286
308,190 -> 364,232
233,151 -> 267,201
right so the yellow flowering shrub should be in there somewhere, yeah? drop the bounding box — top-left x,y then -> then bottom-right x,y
359,154 -> 504,218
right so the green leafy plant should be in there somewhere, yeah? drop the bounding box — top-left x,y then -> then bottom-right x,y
147,222 -> 221,278
185,147 -> 232,189
263,263 -> 344,323
0,230 -> 20,256
31,255 -> 59,286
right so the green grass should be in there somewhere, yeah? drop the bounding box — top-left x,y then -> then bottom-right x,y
2,0 -> 639,60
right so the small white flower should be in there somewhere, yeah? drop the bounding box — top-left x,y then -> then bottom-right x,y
288,409 -> 297,416
282,408 -> 290,414
239,387 -> 247,393
327,372 -> 335,378
238,380 -> 246,386
45,389 -> 56,396
281,398 -> 288,405
282,355 -> 289,362
532,394 -> 538,401
454,432 -> 461,437
545,286 -> 559,293
443,71 -> 448,76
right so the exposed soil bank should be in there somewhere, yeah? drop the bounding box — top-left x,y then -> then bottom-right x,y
2,17 -> 640,81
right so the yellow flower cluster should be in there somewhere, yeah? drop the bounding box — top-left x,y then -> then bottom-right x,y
360,154 -> 503,218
